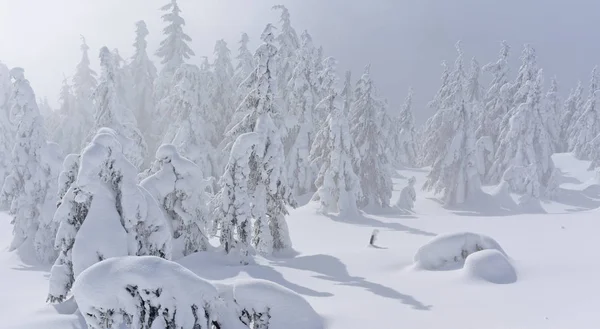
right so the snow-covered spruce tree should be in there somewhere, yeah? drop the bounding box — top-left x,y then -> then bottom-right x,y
161,64 -> 220,183
233,33 -> 255,88
128,20 -> 158,156
154,0 -> 194,102
209,39 -> 235,143
310,93 -> 363,215
477,41 -> 511,144
350,65 -> 393,208
390,88 -> 418,168
560,82 -> 583,152
71,36 -> 96,142
285,31 -> 321,196
52,77 -> 88,155
570,66 -> 600,159
213,132 -> 258,259
56,153 -> 80,207
509,44 -> 539,107
0,68 -> 63,257
272,4 -> 300,98
48,130 -> 171,303
141,144 -> 211,259
543,77 -> 561,152
92,47 -> 147,169
488,69 -> 557,196
0,61 -> 13,193
226,24 -> 297,254
422,52 -> 483,207
420,60 -> 452,166
395,176 -> 416,212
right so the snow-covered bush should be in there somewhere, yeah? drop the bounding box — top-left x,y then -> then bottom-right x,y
395,177 -> 416,212
232,279 -> 323,329
462,249 -> 517,284
141,144 -> 211,259
72,256 -> 232,329
413,232 -> 507,271
48,129 -> 171,303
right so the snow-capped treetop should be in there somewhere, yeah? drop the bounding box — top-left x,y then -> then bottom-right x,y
72,36 -> 97,107
156,0 -> 194,72
561,81 -> 584,149
482,40 -> 510,99
510,44 -> 538,106
570,67 -> 600,159
341,70 -> 353,115
233,33 -> 255,87
427,60 -> 451,112
272,5 -> 300,55
210,39 -> 235,139
466,57 -> 483,103
544,76 -> 561,152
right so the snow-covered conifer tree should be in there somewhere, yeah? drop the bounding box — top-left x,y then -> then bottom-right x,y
128,21 -> 158,155
509,44 -> 539,107
233,33 -> 255,88
272,5 -> 300,96
488,69 -> 556,195
395,176 -> 416,212
154,0 -> 194,102
161,64 -> 220,182
213,132 -> 258,258
310,93 -> 363,215
477,41 -> 511,143
141,144 -> 211,258
285,31 -> 321,196
350,65 -> 392,208
210,39 -> 235,142
92,47 -> 147,169
0,68 -> 63,257
71,36 -> 96,142
390,88 -> 418,168
543,77 -> 561,152
48,130 -> 171,303
560,82 -> 583,151
570,67 -> 600,158
52,77 -> 89,154
226,24 -> 297,254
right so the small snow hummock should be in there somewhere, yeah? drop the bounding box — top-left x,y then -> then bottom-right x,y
413,232 -> 507,271
73,256 -> 323,329
462,249 -> 517,284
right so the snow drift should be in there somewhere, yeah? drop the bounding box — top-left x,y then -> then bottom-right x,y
462,249 -> 517,284
413,232 -> 507,271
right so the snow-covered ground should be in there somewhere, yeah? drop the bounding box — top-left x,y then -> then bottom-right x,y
3,153 -> 600,329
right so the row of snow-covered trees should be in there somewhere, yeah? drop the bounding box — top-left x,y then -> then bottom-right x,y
0,0 -> 416,305
421,40 -> 600,208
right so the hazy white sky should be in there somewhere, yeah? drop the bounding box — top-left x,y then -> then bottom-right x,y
1,0 -> 600,122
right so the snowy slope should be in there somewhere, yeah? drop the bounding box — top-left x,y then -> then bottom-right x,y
3,153 -> 600,329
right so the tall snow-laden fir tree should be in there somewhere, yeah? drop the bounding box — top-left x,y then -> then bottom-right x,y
488,69 -> 557,196
543,77 -> 561,152
213,132 -> 258,259
92,47 -> 147,169
141,144 -> 211,259
509,44 -> 539,107
0,68 -> 63,259
421,60 -> 452,166
71,36 -> 96,145
210,39 -> 235,143
52,78 -> 88,155
285,31 -> 321,196
154,0 -> 194,104
390,88 -> 418,168
161,64 -> 220,183
560,82 -> 583,151
226,24 -> 297,254
310,93 -> 363,215
128,20 -> 158,156
48,129 -> 171,303
0,62 -> 13,193
477,41 -> 511,144
272,5 -> 300,98
570,66 -> 600,158
233,33 -> 255,88
350,65 -> 392,208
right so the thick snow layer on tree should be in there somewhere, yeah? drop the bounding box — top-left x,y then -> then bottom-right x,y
232,279 -> 323,329
462,249 -> 517,284
72,256 -> 230,329
413,232 -> 507,271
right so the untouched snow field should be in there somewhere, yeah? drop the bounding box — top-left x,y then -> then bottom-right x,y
3,153 -> 600,329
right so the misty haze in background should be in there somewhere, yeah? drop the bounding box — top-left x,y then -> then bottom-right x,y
1,0 -> 599,123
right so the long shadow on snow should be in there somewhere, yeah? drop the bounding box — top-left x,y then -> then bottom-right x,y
10,241 -> 51,274
552,187 -> 600,212
178,252 -> 333,298
273,254 -> 432,311
325,212 -> 436,237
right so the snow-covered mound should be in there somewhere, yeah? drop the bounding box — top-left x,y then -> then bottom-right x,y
232,279 -> 323,329
462,249 -> 517,284
413,232 -> 507,270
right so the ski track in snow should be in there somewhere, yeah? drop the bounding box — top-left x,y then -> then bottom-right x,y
2,153 -> 600,329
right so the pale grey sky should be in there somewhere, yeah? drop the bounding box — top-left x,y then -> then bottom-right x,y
1,0 -> 599,123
